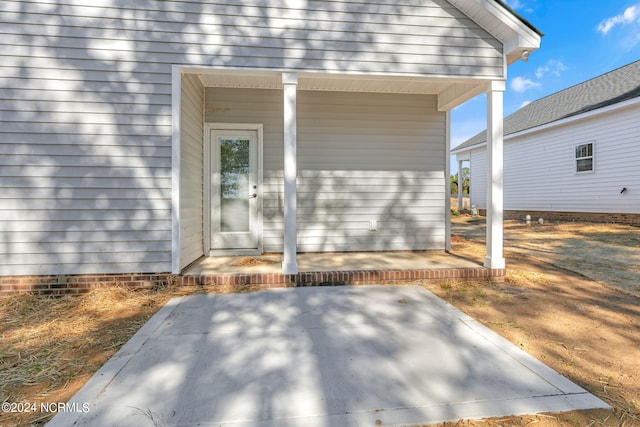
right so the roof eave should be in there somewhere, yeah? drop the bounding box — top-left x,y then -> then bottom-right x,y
452,95 -> 640,155
493,0 -> 544,37
449,0 -> 542,64
451,141 -> 486,155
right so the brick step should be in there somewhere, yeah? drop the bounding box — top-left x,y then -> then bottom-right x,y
1,268 -> 504,296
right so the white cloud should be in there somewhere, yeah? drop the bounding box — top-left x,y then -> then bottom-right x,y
504,0 -> 535,13
597,4 -> 640,35
534,66 -> 548,79
536,65 -> 549,79
505,0 -> 524,9
535,59 -> 568,79
510,76 -> 541,93
519,100 -> 532,108
510,59 -> 566,96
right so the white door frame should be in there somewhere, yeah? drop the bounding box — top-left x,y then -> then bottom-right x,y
204,123 -> 263,256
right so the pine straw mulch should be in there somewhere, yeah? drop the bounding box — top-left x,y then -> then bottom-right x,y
0,283 -> 262,426
229,256 -> 280,267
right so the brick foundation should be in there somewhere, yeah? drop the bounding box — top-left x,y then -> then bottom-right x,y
503,210 -> 640,226
0,273 -> 179,296
0,267 -> 505,296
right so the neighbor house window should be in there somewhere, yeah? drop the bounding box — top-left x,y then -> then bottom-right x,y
575,142 -> 593,172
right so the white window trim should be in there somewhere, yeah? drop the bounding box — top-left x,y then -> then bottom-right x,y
575,141 -> 595,174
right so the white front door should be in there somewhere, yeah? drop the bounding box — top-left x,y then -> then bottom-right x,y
208,127 -> 261,253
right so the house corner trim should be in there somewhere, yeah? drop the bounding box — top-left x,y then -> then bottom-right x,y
171,66 -> 183,274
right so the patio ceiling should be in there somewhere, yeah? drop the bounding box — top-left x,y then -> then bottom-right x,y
195,68 -> 490,111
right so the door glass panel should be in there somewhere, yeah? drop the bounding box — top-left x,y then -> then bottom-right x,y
219,137 -> 250,232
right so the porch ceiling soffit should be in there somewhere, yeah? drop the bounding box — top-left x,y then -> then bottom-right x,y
447,0 -> 542,65
196,70 -> 491,112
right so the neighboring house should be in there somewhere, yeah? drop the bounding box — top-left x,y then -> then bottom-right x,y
452,60 -> 640,225
1,0 -> 541,287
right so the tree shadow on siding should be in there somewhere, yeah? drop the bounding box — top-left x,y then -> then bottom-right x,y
2,0 -> 423,274
296,170 -> 446,255
2,0 -> 496,424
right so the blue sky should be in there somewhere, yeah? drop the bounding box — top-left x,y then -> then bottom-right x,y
450,0 -> 640,174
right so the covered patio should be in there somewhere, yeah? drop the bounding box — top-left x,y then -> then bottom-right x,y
173,70 -> 513,282
171,2 -> 543,281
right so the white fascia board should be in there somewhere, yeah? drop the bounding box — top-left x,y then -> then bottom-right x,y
482,0 -> 541,50
451,0 -> 541,58
455,152 -> 471,161
451,142 -> 486,155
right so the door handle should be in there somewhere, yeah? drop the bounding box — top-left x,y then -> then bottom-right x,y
249,193 -> 257,199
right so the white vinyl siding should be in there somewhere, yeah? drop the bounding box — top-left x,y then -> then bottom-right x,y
1,1 -> 503,78
469,147 -> 487,210
296,92 -> 446,252
0,0 -> 499,275
179,73 -> 204,269
1,61 -> 172,275
0,151 -> 172,276
293,171 -> 446,252
468,104 -> 640,214
206,89 -> 446,253
204,88 -> 284,253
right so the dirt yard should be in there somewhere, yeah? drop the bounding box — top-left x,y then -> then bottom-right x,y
451,215 -> 640,296
429,216 -> 640,426
450,196 -> 471,212
1,216 -> 639,426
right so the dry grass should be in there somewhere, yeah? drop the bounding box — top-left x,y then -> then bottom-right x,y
2,219 -> 640,426
453,216 -> 640,296
0,284 -> 197,426
505,268 -> 553,288
0,280 -> 274,426
427,262 -> 640,426
427,272 -> 640,426
229,256 -> 280,267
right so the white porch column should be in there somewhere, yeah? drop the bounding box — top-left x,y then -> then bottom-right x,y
445,111 -> 452,252
282,73 -> 299,274
484,80 -> 506,270
457,159 -> 464,211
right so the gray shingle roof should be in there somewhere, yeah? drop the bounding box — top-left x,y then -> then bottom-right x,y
452,60 -> 640,152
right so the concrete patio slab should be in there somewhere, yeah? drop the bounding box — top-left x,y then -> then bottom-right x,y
48,285 -> 609,427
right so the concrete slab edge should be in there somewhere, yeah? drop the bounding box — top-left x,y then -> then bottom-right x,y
46,296 -> 189,427
189,392 -> 611,427
47,286 -> 612,426
458,316 -> 607,398
412,287 -> 611,409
